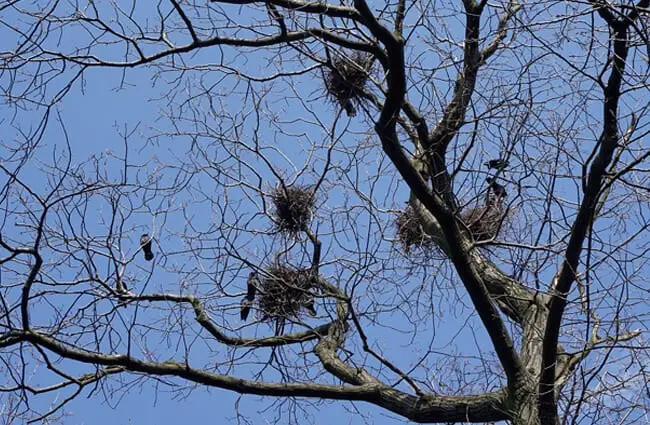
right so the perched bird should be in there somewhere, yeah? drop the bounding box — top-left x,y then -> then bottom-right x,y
240,298 -> 252,321
246,271 -> 259,300
117,278 -> 128,292
241,271 -> 259,321
303,298 -> 317,316
139,233 -> 154,261
486,177 -> 508,206
484,158 -> 509,170
487,177 -> 508,198
342,99 -> 357,117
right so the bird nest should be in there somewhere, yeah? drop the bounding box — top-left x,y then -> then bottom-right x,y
258,265 -> 317,321
461,205 -> 506,241
271,184 -> 315,234
395,207 -> 437,253
324,53 -> 373,106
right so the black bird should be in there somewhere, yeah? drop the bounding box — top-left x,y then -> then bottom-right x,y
486,177 -> 508,206
117,278 -> 128,292
303,298 -> 317,317
484,159 -> 509,170
241,271 -> 259,321
139,233 -> 154,261
247,271 -> 259,299
240,298 -> 252,321
342,99 -> 357,117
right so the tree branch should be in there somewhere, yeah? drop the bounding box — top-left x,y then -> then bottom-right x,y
125,292 -> 331,347
538,3 -> 642,420
6,331 -> 510,423
362,0 -> 524,388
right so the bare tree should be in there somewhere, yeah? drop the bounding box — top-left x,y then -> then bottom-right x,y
1,1 -> 649,424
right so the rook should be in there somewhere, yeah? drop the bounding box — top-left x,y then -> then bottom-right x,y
140,234 -> 154,261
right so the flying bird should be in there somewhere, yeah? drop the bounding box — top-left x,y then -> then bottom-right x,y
484,159 -> 509,170
139,233 -> 154,261
241,271 -> 259,321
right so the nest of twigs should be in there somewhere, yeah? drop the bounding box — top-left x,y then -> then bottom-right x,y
395,206 -> 437,253
258,265 -> 316,321
324,52 -> 374,112
461,205 -> 505,241
271,184 -> 315,234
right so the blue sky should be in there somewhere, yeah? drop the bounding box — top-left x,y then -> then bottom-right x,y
4,70 -> 489,424
0,27 -> 483,425
0,57 -> 503,424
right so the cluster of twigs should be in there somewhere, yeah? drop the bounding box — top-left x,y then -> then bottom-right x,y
271,184 -> 315,235
257,264 -> 317,322
395,206 -> 437,253
324,52 -> 374,116
461,204 -> 505,241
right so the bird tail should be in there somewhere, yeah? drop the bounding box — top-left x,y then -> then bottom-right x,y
344,100 -> 356,117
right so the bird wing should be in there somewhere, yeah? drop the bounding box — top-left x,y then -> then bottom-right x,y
240,298 -> 251,321
247,277 -> 257,299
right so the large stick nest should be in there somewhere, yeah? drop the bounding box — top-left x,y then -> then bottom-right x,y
461,204 -> 506,241
271,184 -> 315,235
257,264 -> 317,322
324,53 -> 374,106
395,206 -> 437,253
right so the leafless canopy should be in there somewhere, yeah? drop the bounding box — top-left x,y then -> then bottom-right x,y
0,0 -> 649,424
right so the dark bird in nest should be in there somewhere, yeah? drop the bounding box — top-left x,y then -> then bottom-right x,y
342,99 -> 357,117
303,298 -> 317,316
241,271 -> 260,321
139,233 -> 154,261
484,158 -> 509,170
462,179 -> 510,241
486,177 -> 508,206
462,205 -> 504,241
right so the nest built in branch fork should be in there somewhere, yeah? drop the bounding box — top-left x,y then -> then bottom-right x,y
257,264 -> 317,322
324,52 -> 374,116
271,184 -> 315,235
461,204 -> 505,241
395,206 -> 437,253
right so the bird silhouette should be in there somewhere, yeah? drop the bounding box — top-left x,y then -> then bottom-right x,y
484,158 -> 509,170
343,99 -> 356,117
303,298 -> 317,316
139,234 -> 154,261
240,298 -> 252,321
486,177 -> 507,206
241,271 -> 260,321
247,271 -> 258,299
